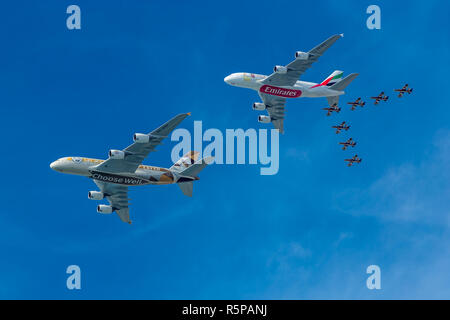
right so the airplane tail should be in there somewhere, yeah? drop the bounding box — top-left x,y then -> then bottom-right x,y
170,151 -> 200,172
173,155 -> 214,197
329,73 -> 359,91
321,70 -> 344,87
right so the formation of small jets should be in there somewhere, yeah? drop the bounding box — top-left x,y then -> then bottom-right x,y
224,34 -> 414,167
327,83 -> 413,166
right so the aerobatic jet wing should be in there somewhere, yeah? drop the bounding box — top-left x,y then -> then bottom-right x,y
258,92 -> 286,133
94,113 -> 189,174
262,34 -> 343,87
94,180 -> 131,223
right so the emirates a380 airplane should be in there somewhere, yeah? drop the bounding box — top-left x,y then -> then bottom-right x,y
224,34 -> 359,133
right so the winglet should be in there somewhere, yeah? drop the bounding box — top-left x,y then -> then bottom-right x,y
340,33 -> 344,38
187,112 -> 191,116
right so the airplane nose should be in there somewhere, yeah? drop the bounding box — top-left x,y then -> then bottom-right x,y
50,161 -> 59,171
224,75 -> 234,85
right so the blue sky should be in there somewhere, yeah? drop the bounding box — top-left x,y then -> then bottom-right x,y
0,0 -> 449,299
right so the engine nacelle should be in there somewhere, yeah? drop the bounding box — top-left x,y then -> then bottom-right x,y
88,191 -> 104,200
109,149 -> 125,159
133,133 -> 150,143
252,102 -> 266,111
258,115 -> 271,123
97,205 -> 113,214
295,51 -> 309,60
273,65 -> 287,74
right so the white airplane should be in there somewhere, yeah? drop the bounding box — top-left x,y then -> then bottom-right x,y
50,114 -> 212,224
224,34 -> 359,133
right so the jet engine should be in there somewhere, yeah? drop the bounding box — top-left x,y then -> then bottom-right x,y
252,102 -> 266,111
97,205 -> 113,214
88,191 -> 104,200
273,65 -> 287,74
109,149 -> 125,159
258,115 -> 271,123
295,51 -> 309,60
133,133 -> 150,143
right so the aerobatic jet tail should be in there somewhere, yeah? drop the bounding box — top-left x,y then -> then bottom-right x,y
174,155 -> 214,197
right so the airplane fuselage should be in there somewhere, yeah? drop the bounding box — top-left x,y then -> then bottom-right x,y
50,157 -> 181,186
224,73 -> 344,99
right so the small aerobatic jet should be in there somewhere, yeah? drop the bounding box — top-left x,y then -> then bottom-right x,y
339,138 -> 357,150
394,84 -> 413,97
332,121 -> 350,134
224,34 -> 359,133
347,97 -> 365,110
323,103 -> 341,116
345,155 -> 362,167
50,114 -> 212,224
370,92 -> 389,105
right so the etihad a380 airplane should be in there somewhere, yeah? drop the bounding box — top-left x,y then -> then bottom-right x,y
224,34 -> 359,133
50,114 -> 212,224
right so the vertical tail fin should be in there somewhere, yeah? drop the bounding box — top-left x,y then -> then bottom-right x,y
176,156 -> 214,197
322,70 -> 344,87
170,151 -> 199,172
329,73 -> 359,91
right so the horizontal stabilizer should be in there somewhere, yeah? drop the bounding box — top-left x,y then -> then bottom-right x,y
180,156 -> 214,177
329,73 -> 359,91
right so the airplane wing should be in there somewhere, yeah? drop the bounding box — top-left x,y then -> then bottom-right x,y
262,34 -> 343,87
94,113 -> 189,174
259,92 -> 286,133
94,180 -> 131,223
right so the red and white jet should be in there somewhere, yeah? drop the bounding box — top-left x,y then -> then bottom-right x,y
332,121 -> 350,134
394,84 -> 413,98
322,103 -> 341,116
370,92 -> 389,105
345,155 -> 362,167
347,97 -> 365,110
339,138 -> 356,150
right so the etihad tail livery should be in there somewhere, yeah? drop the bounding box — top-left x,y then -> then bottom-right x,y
50,114 -> 213,224
224,34 -> 359,133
